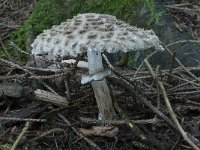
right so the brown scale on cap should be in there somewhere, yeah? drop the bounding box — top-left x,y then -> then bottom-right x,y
54,39 -> 60,44
91,20 -> 104,25
74,22 -> 81,26
64,41 -> 68,46
119,36 -> 126,41
86,14 -> 95,18
116,21 -> 124,25
122,31 -> 128,35
67,35 -> 74,39
75,19 -> 82,22
46,38 -> 52,42
58,49 -> 62,53
71,42 -> 78,48
106,32 -> 114,38
50,32 -> 57,36
87,33 -> 97,39
66,29 -> 73,33
87,18 -> 99,22
79,29 -> 88,34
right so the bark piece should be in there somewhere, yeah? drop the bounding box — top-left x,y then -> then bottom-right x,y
34,89 -> 68,107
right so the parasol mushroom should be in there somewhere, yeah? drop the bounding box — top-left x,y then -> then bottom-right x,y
31,13 -> 164,120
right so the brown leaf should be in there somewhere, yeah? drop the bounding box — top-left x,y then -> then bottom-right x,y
189,126 -> 200,137
10,126 -> 17,133
79,126 -> 119,138
182,105 -> 200,113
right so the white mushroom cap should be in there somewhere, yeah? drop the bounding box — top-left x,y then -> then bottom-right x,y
31,13 -> 164,56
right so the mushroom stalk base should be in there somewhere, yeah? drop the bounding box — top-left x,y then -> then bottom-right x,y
87,49 -> 115,120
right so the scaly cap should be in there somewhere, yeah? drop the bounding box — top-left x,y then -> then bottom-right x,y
31,13 -> 164,56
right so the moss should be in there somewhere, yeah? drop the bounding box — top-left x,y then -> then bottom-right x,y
4,0 -> 160,61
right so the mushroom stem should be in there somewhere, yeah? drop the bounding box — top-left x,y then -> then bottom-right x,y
87,48 -> 115,120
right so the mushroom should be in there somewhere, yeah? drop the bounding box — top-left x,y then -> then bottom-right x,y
31,13 -> 164,120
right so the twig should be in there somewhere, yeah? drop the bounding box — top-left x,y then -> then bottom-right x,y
163,44 -> 199,81
102,54 -> 133,83
123,67 -> 200,77
9,42 -> 31,55
80,117 -> 159,125
28,72 -> 66,79
40,105 -> 77,119
58,114 -> 101,150
167,90 -> 200,97
71,55 -> 80,75
2,0 -> 8,5
186,100 -> 200,107
0,58 -> 57,94
133,50 -> 159,79
113,96 -> 167,149
64,73 -> 71,100
170,136 -> 181,150
0,73 -> 28,80
132,141 -> 153,150
0,40 -> 12,60
112,91 -> 146,138
24,66 -> 64,73
165,5 -> 199,13
103,54 -> 177,130
144,59 -> 200,150
166,73 -> 200,87
0,117 -> 46,123
53,133 -> 59,150
168,52 -> 176,82
28,128 -> 65,143
166,40 -> 200,47
169,3 -> 190,7
11,122 -> 30,150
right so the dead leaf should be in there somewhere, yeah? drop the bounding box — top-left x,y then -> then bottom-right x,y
10,126 -> 17,133
189,126 -> 200,137
79,126 -> 119,138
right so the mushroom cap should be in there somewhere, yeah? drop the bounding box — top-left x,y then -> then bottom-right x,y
31,13 -> 164,56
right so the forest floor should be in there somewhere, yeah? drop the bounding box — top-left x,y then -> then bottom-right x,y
0,0 -> 200,150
